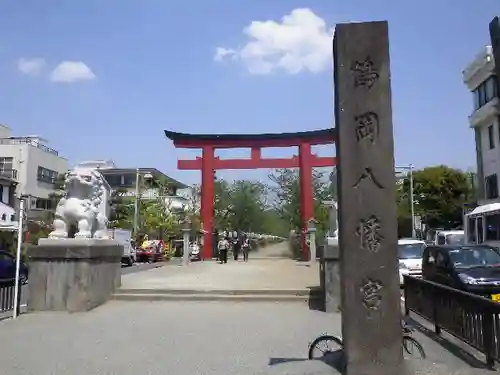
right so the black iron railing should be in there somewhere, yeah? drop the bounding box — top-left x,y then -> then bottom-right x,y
0,279 -> 21,314
404,275 -> 500,367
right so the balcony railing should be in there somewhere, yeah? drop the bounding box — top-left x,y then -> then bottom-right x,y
0,169 -> 18,180
0,138 -> 59,156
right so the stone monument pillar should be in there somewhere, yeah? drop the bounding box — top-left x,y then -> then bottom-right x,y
334,21 -> 403,375
27,166 -> 123,313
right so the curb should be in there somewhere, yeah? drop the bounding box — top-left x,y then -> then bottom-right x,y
111,293 -> 317,303
115,288 -> 316,296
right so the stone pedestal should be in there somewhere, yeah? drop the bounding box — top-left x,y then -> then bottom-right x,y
28,238 -> 123,313
320,237 -> 341,313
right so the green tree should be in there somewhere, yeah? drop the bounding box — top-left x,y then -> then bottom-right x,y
268,168 -> 334,237
48,172 -> 68,210
214,179 -> 234,229
139,176 -> 180,239
185,185 -> 201,233
108,188 -> 133,229
226,180 -> 268,232
400,165 -> 474,229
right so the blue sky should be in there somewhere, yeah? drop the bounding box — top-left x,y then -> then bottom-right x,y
0,0 -> 498,186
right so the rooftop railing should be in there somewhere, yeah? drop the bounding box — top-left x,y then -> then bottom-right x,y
0,137 -> 59,156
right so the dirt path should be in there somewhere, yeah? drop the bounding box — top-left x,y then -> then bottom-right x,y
253,241 -> 292,258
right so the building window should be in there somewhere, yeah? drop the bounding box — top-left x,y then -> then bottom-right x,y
123,173 -> 136,187
34,197 -> 55,210
37,166 -> 58,184
104,174 -> 123,188
489,125 -> 495,149
486,214 -> 500,241
473,76 -> 498,110
498,120 -> 500,144
0,157 -> 13,171
485,174 -> 499,199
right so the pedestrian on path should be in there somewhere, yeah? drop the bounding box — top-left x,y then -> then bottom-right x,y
218,236 -> 229,264
241,234 -> 250,262
233,229 -> 241,261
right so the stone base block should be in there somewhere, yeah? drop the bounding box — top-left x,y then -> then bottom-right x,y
320,242 -> 341,313
28,238 -> 123,313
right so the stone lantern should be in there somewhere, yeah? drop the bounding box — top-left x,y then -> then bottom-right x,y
182,219 -> 191,266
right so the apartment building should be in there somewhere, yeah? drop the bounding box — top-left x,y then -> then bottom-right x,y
463,17 -> 500,204
76,160 -> 190,212
0,125 -> 68,218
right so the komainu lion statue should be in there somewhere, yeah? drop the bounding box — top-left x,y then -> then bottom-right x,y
49,166 -> 110,239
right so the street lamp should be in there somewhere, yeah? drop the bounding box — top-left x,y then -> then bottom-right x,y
13,194 -> 27,319
181,218 -> 191,266
396,164 -> 416,238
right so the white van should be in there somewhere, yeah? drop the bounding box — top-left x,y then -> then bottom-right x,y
398,238 -> 426,285
109,228 -> 136,266
434,230 -> 465,246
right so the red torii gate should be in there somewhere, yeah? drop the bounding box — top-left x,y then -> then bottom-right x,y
164,129 -> 337,260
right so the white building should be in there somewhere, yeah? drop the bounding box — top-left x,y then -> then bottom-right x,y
0,124 -> 68,220
463,46 -> 499,204
76,160 -> 190,212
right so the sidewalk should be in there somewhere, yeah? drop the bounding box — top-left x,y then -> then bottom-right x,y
119,258 -> 319,291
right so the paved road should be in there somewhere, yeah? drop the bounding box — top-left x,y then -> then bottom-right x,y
0,301 -> 467,375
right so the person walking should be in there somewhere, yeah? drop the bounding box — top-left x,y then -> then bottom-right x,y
241,233 -> 250,262
217,236 -> 229,264
233,229 -> 241,261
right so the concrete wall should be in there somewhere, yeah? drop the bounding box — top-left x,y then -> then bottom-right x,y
25,145 -> 68,199
0,142 -> 68,199
480,116 -> 500,184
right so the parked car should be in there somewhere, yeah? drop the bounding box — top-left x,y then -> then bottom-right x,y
0,251 -> 28,284
398,239 -> 426,286
136,240 -> 165,263
422,245 -> 500,301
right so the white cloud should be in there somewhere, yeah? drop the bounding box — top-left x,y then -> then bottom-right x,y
214,8 -> 333,75
214,47 -> 237,62
17,58 -> 46,76
50,61 -> 96,83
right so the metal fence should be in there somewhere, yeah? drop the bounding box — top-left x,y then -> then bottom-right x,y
0,279 -> 21,315
403,275 -> 500,367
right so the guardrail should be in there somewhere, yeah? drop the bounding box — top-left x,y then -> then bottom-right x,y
0,279 -> 21,315
403,275 -> 500,367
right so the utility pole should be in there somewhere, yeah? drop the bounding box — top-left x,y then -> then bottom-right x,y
13,197 -> 25,319
409,164 -> 416,238
396,164 -> 416,238
133,168 -> 140,237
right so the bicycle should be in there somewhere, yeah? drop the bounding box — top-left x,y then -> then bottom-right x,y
308,320 -> 426,360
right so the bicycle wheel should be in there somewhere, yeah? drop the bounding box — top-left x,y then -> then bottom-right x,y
308,335 -> 343,360
402,335 -> 426,359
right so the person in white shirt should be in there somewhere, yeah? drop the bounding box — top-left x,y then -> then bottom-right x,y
241,233 -> 250,262
217,236 -> 229,264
